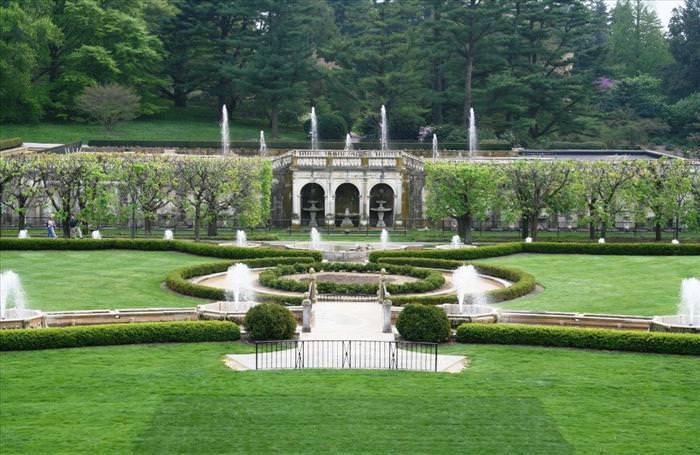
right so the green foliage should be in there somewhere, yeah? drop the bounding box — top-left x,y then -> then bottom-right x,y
76,84 -> 141,131
244,303 -> 297,340
258,262 -> 444,295
369,242 -> 524,262
455,323 -> 700,356
0,137 -> 22,150
0,321 -> 240,351
396,304 -> 450,343
304,113 -> 348,140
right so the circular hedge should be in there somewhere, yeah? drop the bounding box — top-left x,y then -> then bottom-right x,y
258,262 -> 445,295
244,303 -> 296,340
396,304 -> 451,342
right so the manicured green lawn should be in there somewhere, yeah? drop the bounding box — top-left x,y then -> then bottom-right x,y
1,342 -> 698,454
478,254 -> 700,316
0,107 -> 305,143
0,250 -> 218,311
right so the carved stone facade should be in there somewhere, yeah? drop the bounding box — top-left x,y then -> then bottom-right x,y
271,150 -> 425,228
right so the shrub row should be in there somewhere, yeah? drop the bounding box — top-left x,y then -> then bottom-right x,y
455,323 -> 700,356
0,321 -> 240,351
0,238 -> 322,261
258,262 -> 445,295
369,241 -> 700,263
166,257 -> 313,305
0,137 -> 23,150
377,257 -> 536,306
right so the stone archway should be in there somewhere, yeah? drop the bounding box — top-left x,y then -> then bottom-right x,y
300,183 -> 325,227
369,183 -> 395,227
334,183 -> 360,227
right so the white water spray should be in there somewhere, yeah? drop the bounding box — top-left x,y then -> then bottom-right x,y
679,278 -> 700,326
344,133 -> 353,152
18,230 -> 29,239
453,265 -> 487,314
163,229 -> 174,241
380,105 -> 388,151
451,234 -> 463,248
432,134 -> 439,159
380,229 -> 390,249
91,230 -> 102,240
468,107 -> 477,157
310,107 -> 319,151
310,227 -> 322,250
221,105 -> 230,155
259,130 -> 267,156
224,263 -> 254,305
236,230 -> 247,247
0,271 -> 27,320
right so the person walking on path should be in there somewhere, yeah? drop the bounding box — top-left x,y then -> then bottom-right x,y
69,215 -> 83,239
47,217 -> 57,238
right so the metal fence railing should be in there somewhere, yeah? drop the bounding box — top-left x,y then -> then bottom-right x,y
255,340 -> 438,372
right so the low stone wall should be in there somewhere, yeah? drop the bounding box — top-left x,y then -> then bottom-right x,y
45,308 -> 198,327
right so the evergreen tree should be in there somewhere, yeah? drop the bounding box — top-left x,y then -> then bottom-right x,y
666,0 -> 700,98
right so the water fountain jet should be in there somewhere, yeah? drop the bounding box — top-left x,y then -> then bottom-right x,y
380,229 -> 390,249
344,133 -> 353,152
380,105 -> 388,151
236,230 -> 247,248
163,229 -> 174,241
310,227 -> 322,250
18,230 -> 29,239
432,134 -> 439,159
468,107 -> 477,158
310,107 -> 319,151
259,130 -> 267,156
221,105 -> 230,155
91,230 -> 102,240
679,278 -> 700,326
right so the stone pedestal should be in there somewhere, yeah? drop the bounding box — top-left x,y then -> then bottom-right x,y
382,299 -> 393,333
302,298 -> 312,333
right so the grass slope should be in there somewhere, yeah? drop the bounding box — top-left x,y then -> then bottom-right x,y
0,107 -> 305,143
478,254 -> 700,316
1,343 -> 698,454
0,250 -> 217,311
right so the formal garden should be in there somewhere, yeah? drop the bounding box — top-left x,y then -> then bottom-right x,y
2,0 -> 700,454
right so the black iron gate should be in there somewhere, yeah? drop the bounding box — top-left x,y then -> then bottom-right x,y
254,340 -> 438,372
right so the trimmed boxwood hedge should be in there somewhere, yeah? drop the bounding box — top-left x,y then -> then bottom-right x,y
166,257 -> 313,305
258,262 -> 445,295
455,323 -> 700,356
0,321 -> 240,351
244,303 -> 297,340
369,241 -> 700,263
396,304 -> 451,342
376,257 -> 536,306
0,238 -> 322,261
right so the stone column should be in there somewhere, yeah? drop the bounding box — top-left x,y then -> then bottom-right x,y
302,294 -> 312,333
382,299 -> 393,333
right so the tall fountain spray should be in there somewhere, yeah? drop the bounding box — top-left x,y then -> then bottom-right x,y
0,271 -> 27,320
679,278 -> 700,326
344,133 -> 353,152
224,263 -> 254,306
380,229 -> 389,249
453,265 -> 487,313
236,230 -> 247,248
451,235 -> 463,248
310,227 -> 322,250
432,134 -> 439,159
380,105 -> 389,151
310,107 -> 319,151
221,105 -> 230,155
91,230 -> 102,240
18,230 -> 29,239
468,107 -> 477,158
259,130 -> 267,156
163,229 -> 174,241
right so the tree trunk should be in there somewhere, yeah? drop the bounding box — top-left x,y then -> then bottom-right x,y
62,219 -> 70,238
144,218 -> 153,235
600,221 -> 607,239
674,216 -> 679,240
270,109 -> 279,139
655,222 -> 662,241
17,212 -> 26,230
589,222 -> 596,240
207,213 -> 218,237
457,213 -> 473,244
194,205 -> 201,241
173,87 -> 187,108
529,216 -> 539,241
520,216 -> 529,239
130,206 -> 137,239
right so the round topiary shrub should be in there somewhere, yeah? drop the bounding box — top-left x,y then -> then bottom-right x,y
244,303 -> 297,340
396,304 -> 451,343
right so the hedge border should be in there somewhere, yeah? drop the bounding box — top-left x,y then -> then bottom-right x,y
456,323 -> 700,356
376,257 -> 536,306
369,241 -> 700,262
0,321 -> 240,351
258,262 -> 445,295
0,238 -> 322,261
166,257 -> 314,305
